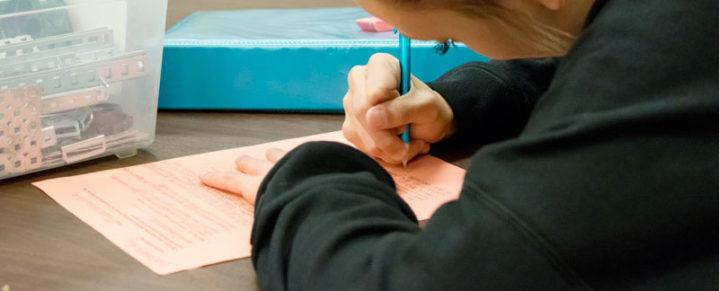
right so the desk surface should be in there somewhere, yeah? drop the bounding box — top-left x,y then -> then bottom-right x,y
0,112 -> 470,291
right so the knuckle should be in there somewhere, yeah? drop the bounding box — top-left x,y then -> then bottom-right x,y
368,87 -> 396,106
347,66 -> 361,87
350,65 -> 364,74
369,53 -> 397,65
342,93 -> 351,111
424,102 -> 440,122
368,53 -> 385,65
417,89 -> 437,106
416,92 -> 440,119
352,98 -> 369,115
348,65 -> 364,80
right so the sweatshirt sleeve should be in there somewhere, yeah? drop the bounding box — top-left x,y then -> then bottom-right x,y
249,0 -> 719,288
250,142 -> 583,291
429,58 -> 558,150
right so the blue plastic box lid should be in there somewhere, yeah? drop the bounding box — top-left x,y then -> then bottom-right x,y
159,7 -> 488,111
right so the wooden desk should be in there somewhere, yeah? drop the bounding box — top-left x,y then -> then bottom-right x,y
0,112 -> 344,291
0,112 -> 471,290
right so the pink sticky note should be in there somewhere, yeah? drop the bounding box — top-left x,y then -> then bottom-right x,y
356,17 -> 394,32
33,131 -> 465,275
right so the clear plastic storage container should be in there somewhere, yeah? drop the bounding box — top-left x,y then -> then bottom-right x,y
0,0 -> 167,180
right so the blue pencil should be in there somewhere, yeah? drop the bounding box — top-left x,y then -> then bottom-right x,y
399,33 -> 411,146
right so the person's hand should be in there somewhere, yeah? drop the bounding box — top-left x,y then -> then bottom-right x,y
343,53 -> 455,165
201,148 -> 287,205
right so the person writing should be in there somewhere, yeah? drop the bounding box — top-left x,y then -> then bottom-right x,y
203,0 -> 719,289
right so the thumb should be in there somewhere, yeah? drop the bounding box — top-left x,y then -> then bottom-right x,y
365,90 -> 435,130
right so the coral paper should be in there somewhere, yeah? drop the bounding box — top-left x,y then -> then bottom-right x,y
33,131 -> 466,275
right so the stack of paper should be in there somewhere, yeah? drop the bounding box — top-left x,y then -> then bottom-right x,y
34,131 -> 466,275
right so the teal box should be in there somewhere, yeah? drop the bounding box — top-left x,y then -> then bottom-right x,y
159,8 -> 488,112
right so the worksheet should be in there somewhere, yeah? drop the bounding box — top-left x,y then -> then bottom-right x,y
33,131 -> 466,275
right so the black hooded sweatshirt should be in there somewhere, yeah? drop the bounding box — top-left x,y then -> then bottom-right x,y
251,0 -> 719,289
